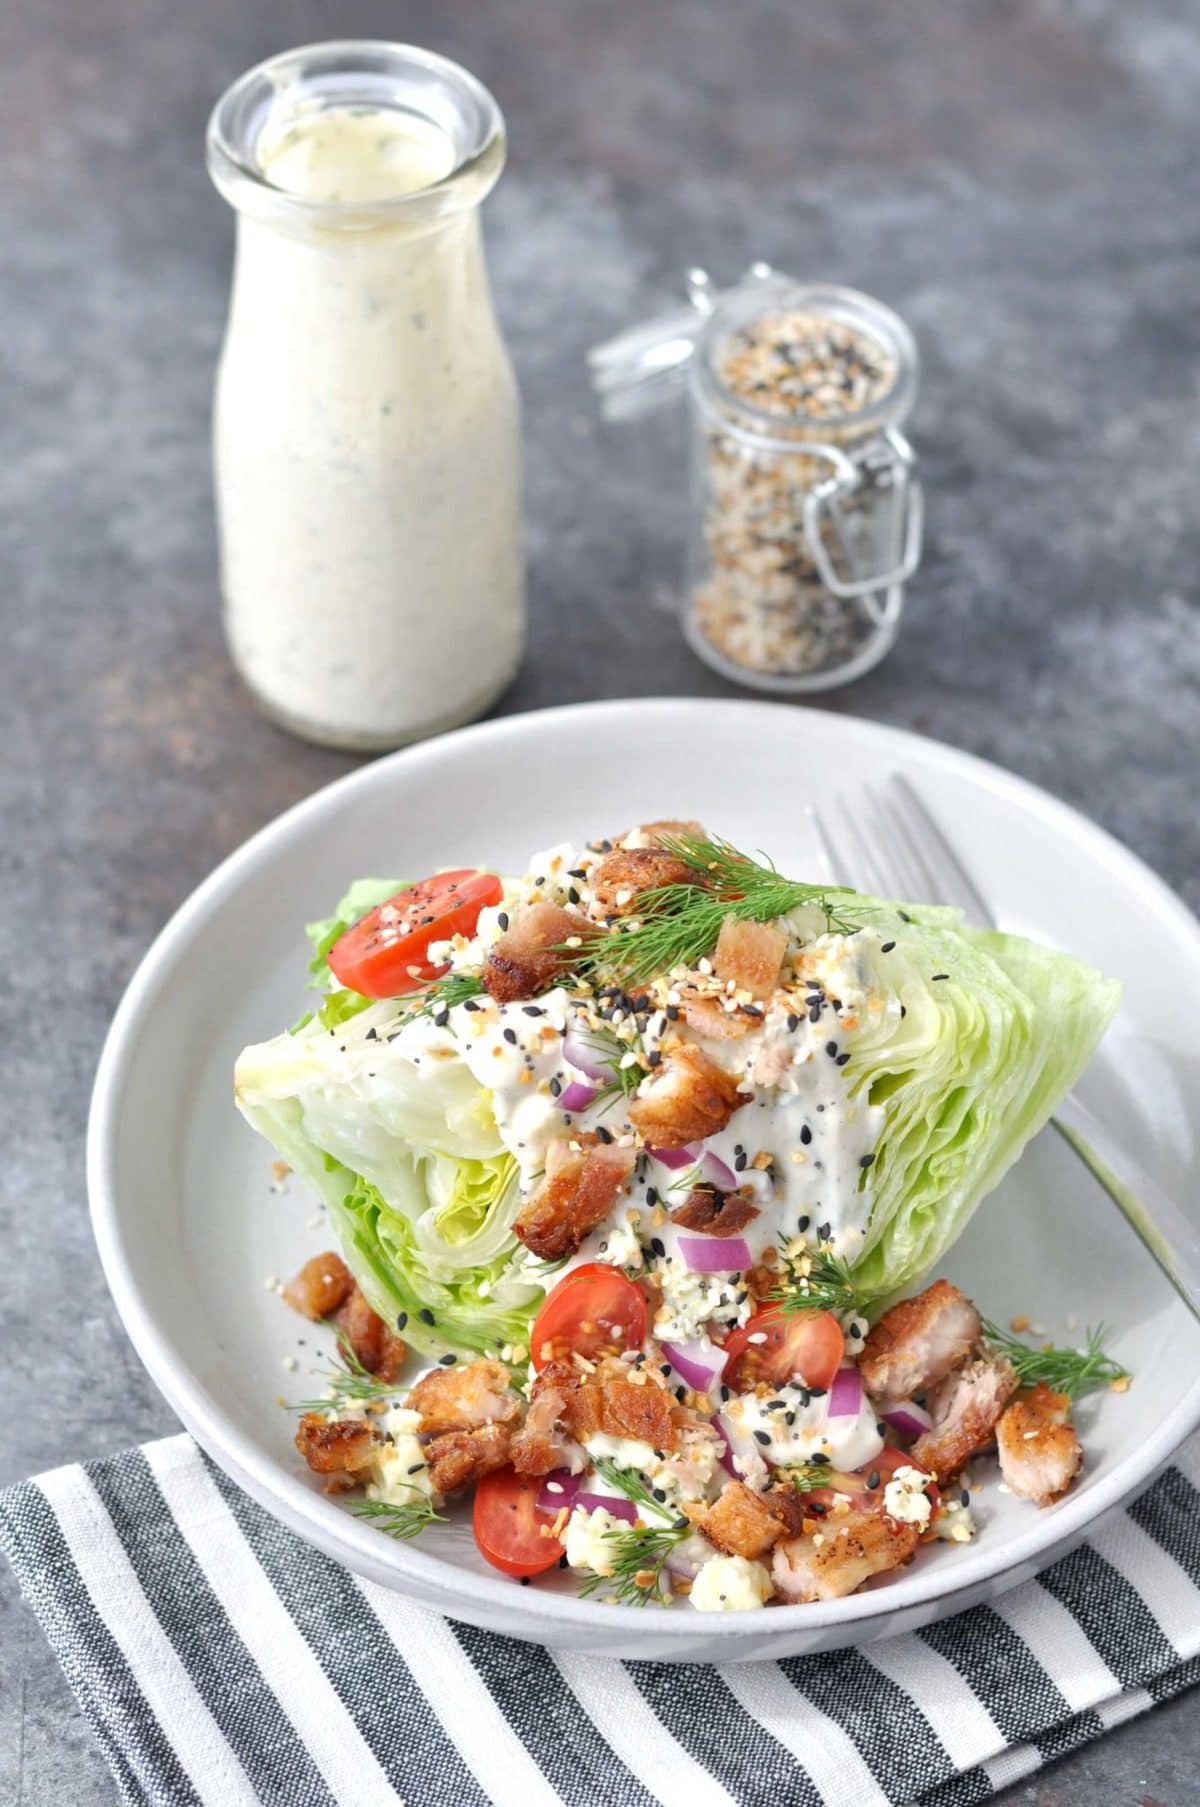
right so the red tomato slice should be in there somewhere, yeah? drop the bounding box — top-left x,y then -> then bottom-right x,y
328,870 -> 503,999
472,1468 -> 565,1577
845,1444 -> 938,1514
723,1305 -> 844,1393
530,1263 -> 648,1371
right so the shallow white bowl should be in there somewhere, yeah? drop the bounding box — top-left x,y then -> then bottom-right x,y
88,699 -> 1200,1661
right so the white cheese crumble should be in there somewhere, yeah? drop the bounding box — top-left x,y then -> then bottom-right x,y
689,1554 -> 772,1612
931,1497 -> 977,1544
883,1464 -> 933,1527
564,1504 -> 622,1575
366,1406 -> 438,1506
653,1265 -> 752,1344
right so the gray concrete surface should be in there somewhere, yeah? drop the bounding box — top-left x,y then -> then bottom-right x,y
2,0 -> 1198,1800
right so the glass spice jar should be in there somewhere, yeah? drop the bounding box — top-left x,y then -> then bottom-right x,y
590,266 -> 922,692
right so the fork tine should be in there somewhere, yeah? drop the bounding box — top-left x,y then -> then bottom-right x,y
875,783 -> 946,903
863,786 -> 924,901
890,774 -> 997,928
832,797 -> 892,895
806,804 -> 853,887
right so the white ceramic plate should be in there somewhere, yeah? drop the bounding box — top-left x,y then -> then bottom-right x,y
88,699 -> 1200,1661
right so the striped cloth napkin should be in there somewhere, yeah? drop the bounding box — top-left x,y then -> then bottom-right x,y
4,1434 -> 1200,1807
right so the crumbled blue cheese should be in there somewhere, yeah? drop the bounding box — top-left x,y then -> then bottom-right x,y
720,1382 -> 884,1474
931,1496 -> 976,1544
689,1554 -> 772,1612
883,1464 -> 933,1527
653,1265 -> 753,1343
564,1504 -> 622,1575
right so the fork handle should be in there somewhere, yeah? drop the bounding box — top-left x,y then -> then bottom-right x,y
1051,1092 -> 1200,1325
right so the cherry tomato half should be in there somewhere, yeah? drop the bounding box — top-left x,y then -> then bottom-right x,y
472,1467 -> 565,1577
797,1445 -> 937,1518
328,870 -> 503,999
722,1305 -> 844,1393
530,1262 -> 648,1371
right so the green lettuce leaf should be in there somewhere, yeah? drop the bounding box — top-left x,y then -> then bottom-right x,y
837,901 -> 1121,1302
235,1003 -> 546,1355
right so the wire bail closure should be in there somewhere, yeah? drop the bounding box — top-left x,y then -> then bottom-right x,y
588,265 -> 922,603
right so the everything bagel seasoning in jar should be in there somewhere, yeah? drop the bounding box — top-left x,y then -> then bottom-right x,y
685,276 -> 922,691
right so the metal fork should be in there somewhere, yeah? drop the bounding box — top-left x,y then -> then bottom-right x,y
810,773 -> 1200,1323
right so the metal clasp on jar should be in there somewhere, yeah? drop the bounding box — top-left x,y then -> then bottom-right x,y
803,428 -> 923,613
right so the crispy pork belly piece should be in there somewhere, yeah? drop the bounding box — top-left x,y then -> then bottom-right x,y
669,1184 -> 761,1237
510,1375 -> 586,1476
772,1509 -> 920,1602
589,846 -> 702,917
482,902 -> 591,1003
295,1413 -> 385,1477
678,990 -> 757,1041
858,1279 -> 983,1405
424,1422 -> 513,1495
525,1357 -> 679,1454
514,1133 -> 637,1261
911,1352 -> 1018,1483
332,1286 -> 409,1382
408,1357 -> 519,1437
629,1042 -> 749,1147
712,916 -> 788,1000
691,1481 -> 785,1560
284,1250 -> 356,1322
996,1383 -> 1084,1506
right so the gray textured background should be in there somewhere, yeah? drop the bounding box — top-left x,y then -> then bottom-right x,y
2,0 -> 1198,1800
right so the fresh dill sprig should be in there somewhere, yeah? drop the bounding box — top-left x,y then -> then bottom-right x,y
578,1517 -> 692,1606
578,1458 -> 690,1604
403,970 -> 486,1021
574,1022 -> 647,1113
982,1321 -> 1129,1401
778,1461 -> 839,1494
568,834 -> 860,987
588,1456 -> 669,1516
290,1335 -> 405,1417
349,1494 -> 444,1542
773,1245 -> 879,1320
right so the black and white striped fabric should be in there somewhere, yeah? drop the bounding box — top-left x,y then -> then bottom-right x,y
4,1433 -> 1200,1807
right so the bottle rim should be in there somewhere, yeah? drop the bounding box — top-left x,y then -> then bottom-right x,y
206,40 -> 506,230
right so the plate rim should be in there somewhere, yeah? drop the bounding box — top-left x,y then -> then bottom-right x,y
87,696 -> 1200,1638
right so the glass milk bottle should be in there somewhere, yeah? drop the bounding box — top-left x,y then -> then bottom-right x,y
207,43 -> 525,750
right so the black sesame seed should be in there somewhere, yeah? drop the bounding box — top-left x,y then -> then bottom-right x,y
646,1186 -> 658,1207
522,1004 -> 543,1017
440,1352 -> 457,1365
418,1307 -> 435,1326
650,1237 -> 666,1258
808,1388 -> 827,1401
567,888 -> 581,905
900,1005 -> 907,1018
648,1049 -> 662,1067
753,1430 -> 772,1446
549,1077 -> 562,1097
880,940 -> 896,953
558,1553 -> 569,1569
836,1052 -> 850,1067
502,1027 -> 518,1044
396,1312 -> 408,1330
960,1488 -> 971,1507
932,973 -> 949,982
675,1386 -> 686,1402
876,1421 -> 887,1437
798,1214 -> 811,1232
660,1363 -> 673,1378
826,1040 -> 839,1058
406,1462 -> 425,1475
866,1469 -> 881,1490
433,1008 -> 449,1027
497,912 -> 510,930
734,1150 -> 747,1171
898,910 -> 912,923
596,1125 -> 613,1144
720,1385 -> 731,1403
810,1451 -> 830,1465
847,1322 -> 862,1340
786,1012 -> 800,1032
666,1004 -> 680,1021
800,1124 -> 813,1146
809,1499 -> 827,1517
860,1153 -> 875,1169
464,999 -> 480,1012
520,1576 -> 530,1586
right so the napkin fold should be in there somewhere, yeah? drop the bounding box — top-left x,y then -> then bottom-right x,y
4,1433 -> 1200,1807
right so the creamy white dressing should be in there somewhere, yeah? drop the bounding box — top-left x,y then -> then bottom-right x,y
212,96 -> 523,750
720,1380 -> 884,1478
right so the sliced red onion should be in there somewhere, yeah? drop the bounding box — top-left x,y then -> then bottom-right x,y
699,1149 -> 738,1191
714,1411 -> 765,1481
827,1366 -> 864,1419
649,1144 -> 701,1170
562,1033 -> 607,1082
557,1080 -> 598,1113
678,1234 -> 753,1274
881,1399 -> 933,1439
661,1337 -> 726,1393
575,1490 -> 638,1523
535,1470 -> 583,1514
